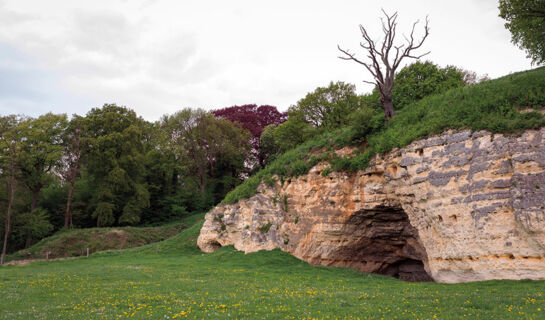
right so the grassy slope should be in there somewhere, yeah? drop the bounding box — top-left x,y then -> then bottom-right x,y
5,220 -> 185,262
0,214 -> 544,319
223,67 -> 545,204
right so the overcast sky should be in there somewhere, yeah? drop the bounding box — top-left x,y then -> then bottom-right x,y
0,0 -> 534,121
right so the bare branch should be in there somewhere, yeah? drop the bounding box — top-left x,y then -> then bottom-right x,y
337,10 -> 430,119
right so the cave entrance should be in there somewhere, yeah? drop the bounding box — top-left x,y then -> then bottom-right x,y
332,206 -> 433,282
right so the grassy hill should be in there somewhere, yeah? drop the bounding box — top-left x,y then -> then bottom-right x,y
1,212 -> 544,319
223,67 -> 545,204
4,220 -> 188,263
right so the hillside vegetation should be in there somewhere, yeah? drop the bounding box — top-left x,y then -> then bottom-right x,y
5,221 -> 185,263
1,213 -> 544,319
223,67 -> 545,204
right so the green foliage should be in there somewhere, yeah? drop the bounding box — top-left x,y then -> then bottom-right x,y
392,61 -> 466,110
92,202 -> 115,227
224,67 -> 545,204
258,222 -> 272,233
86,104 -> 150,227
258,124 -> 279,165
17,113 -> 67,206
499,0 -> 545,65
262,174 -> 276,187
321,167 -> 332,177
159,108 -> 251,210
291,81 -> 360,129
13,208 -> 53,243
271,115 -> 318,154
347,106 -> 384,143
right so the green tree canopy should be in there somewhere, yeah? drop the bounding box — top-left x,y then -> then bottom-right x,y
159,109 -> 251,210
85,104 -> 149,226
291,81 -> 360,130
499,0 -> 545,65
392,61 -> 466,110
17,113 -> 67,215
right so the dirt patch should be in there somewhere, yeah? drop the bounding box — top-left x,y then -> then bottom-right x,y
105,229 -> 129,249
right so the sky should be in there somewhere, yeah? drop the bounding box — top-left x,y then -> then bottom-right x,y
0,0 -> 535,121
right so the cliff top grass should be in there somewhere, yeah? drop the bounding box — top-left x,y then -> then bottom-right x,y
222,66 -> 545,204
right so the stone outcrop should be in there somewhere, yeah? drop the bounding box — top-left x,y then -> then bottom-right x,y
197,129 -> 545,283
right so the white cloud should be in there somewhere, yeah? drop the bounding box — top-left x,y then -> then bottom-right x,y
0,0 -> 535,121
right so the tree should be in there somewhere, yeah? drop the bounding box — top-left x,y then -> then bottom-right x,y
0,115 -> 24,264
264,113 -> 317,158
392,61 -> 466,109
85,104 -> 150,227
62,115 -> 86,228
17,113 -> 67,216
17,113 -> 66,247
338,10 -> 430,119
211,105 -> 287,168
258,124 -> 280,166
160,109 -> 251,209
499,0 -> 545,65
291,81 -> 360,129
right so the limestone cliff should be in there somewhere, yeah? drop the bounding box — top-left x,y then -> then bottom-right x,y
197,128 -> 545,283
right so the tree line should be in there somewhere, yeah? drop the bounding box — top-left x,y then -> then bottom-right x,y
0,104 -> 285,263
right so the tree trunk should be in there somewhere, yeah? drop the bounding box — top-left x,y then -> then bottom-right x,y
64,180 -> 75,228
65,129 -> 81,228
381,95 -> 396,119
199,173 -> 206,196
1,156 -> 16,265
25,185 -> 41,249
31,186 -> 40,213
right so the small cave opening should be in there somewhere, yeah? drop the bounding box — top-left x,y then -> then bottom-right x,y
205,240 -> 222,252
330,206 -> 433,282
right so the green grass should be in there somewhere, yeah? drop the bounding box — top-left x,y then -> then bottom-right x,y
1,215 -> 544,319
223,67 -> 545,204
4,217 -> 191,262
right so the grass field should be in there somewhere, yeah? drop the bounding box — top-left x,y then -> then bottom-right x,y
1,214 -> 544,320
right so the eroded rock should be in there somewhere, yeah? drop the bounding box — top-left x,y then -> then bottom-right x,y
197,129 -> 545,283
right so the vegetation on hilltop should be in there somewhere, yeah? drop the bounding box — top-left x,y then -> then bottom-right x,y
223,66 -> 545,204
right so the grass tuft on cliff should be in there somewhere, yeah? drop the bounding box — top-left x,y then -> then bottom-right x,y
223,67 -> 545,204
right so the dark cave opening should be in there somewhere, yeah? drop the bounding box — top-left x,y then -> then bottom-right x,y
332,206 -> 433,282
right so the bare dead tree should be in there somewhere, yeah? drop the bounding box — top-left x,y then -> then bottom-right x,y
338,10 -> 430,119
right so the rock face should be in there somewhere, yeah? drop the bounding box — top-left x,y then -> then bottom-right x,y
197,129 -> 545,283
